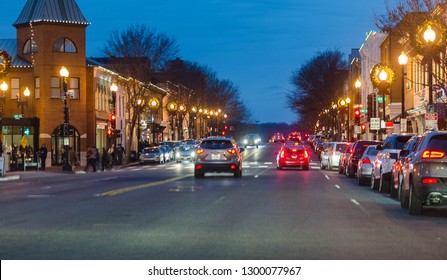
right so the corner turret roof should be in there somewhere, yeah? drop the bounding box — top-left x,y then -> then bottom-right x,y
13,0 -> 90,27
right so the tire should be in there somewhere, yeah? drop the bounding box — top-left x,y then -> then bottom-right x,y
346,164 -> 354,178
234,168 -> 242,178
194,169 -> 204,178
303,165 -> 309,171
328,160 -> 333,170
338,165 -> 343,174
409,180 -> 422,215
379,172 -> 391,193
400,180 -> 409,209
371,172 -> 379,191
357,173 -> 364,185
320,161 -> 326,170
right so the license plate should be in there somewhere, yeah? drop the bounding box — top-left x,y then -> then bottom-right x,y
211,154 -> 221,160
292,155 -> 297,159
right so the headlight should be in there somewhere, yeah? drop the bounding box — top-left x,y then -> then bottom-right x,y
176,152 -> 180,158
244,139 -> 248,144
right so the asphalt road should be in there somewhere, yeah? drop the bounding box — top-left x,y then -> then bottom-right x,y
1,143 -> 446,260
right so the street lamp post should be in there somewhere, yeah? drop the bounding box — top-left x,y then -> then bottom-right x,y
136,98 -> 143,155
16,87 -> 31,171
148,98 -> 160,145
0,81 -> 7,155
166,101 -> 178,140
355,80 -> 361,140
178,104 -> 186,140
110,83 -> 118,146
59,66 -> 72,171
398,52 -> 408,132
339,97 -> 351,141
423,25 -> 436,107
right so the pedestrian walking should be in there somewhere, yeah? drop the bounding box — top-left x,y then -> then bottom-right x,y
101,147 -> 111,171
69,147 -> 77,171
39,144 -> 48,171
85,146 -> 98,172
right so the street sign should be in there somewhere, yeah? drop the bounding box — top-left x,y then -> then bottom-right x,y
376,96 -> 386,103
425,112 -> 438,130
20,135 -> 28,148
370,118 -> 380,130
13,114 -> 22,119
400,118 -> 407,132
354,125 -> 361,134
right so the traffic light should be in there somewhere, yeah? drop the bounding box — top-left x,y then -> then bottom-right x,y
115,129 -> 121,138
354,108 -> 360,125
361,124 -> 366,134
107,127 -> 113,138
110,113 -> 116,129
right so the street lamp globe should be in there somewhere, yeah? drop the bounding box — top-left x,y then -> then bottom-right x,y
110,83 -> 118,92
355,79 -> 361,89
398,52 -> 408,66
378,70 -> 388,82
424,25 -> 436,43
345,97 -> 351,104
59,66 -> 69,78
23,87 -> 31,97
1,81 -> 8,92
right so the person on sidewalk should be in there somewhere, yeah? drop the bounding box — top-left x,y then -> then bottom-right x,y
39,144 -> 48,171
85,146 -> 98,172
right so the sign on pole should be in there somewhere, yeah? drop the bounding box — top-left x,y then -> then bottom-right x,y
425,113 -> 438,130
400,118 -> 407,132
370,118 -> 380,130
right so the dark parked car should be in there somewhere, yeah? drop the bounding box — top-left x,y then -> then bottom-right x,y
345,140 -> 382,178
399,130 -> 447,215
194,137 -> 244,178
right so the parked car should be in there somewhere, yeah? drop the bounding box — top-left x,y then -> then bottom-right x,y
176,145 -> 196,162
399,130 -> 447,215
139,147 -> 164,164
338,143 -> 354,174
194,137 -> 244,178
276,142 -> 309,170
390,135 -> 421,198
345,140 -> 382,178
371,133 -> 414,192
356,145 -> 380,185
320,142 -> 350,170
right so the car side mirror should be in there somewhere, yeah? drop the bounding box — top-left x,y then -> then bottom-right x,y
239,147 -> 245,153
376,144 -> 383,150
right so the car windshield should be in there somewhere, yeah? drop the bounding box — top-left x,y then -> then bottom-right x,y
366,147 -> 379,156
200,140 -> 234,149
395,136 -> 413,149
179,145 -> 193,151
335,143 -> 348,153
142,148 -> 159,153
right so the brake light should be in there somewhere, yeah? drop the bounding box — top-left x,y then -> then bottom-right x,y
304,150 -> 309,158
227,148 -> 237,154
230,164 -> 237,170
292,148 -> 297,152
280,150 -> 286,158
196,149 -> 205,154
362,157 -> 371,164
421,150 -> 445,159
195,164 -> 203,170
422,178 -> 438,184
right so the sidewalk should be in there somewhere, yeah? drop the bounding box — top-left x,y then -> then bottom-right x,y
0,162 -> 139,182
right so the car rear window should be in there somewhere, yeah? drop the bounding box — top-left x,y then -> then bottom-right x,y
201,140 -> 234,149
366,147 -> 379,156
335,144 -> 348,153
394,136 -> 413,149
426,135 -> 447,153
142,148 -> 159,153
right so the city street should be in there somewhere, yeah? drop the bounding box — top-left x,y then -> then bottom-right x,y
1,143 -> 446,260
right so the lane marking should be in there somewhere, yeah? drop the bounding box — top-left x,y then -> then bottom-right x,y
335,184 -> 341,189
99,174 -> 193,197
325,175 -> 330,180
27,195 -> 55,198
264,162 -> 273,165
85,177 -> 118,184
350,199 -> 360,206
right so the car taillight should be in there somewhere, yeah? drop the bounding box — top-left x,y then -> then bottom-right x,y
196,149 -> 205,154
230,164 -> 237,170
304,150 -> 309,158
195,164 -> 203,170
280,150 -> 286,158
227,148 -> 237,154
422,178 -> 438,184
421,150 -> 445,159
362,157 -> 371,164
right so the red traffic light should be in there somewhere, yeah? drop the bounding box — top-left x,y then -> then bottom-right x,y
107,128 -> 113,137
354,109 -> 360,116
110,113 -> 116,128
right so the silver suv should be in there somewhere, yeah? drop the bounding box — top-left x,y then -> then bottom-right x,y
194,137 -> 244,178
371,133 -> 414,192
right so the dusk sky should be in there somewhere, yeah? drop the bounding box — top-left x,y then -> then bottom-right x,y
1,0 -> 389,124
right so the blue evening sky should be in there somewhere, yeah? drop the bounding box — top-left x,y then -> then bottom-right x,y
1,0 -> 388,124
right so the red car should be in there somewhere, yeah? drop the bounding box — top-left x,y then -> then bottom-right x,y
276,142 -> 309,170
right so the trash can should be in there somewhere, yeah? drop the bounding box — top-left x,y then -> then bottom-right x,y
130,150 -> 137,162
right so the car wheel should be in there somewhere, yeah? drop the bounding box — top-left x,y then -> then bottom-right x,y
320,161 -> 326,170
409,180 -> 422,215
194,169 -> 204,178
234,169 -> 242,178
346,165 -> 354,178
303,165 -> 309,171
328,160 -> 333,170
357,172 -> 364,185
379,171 -> 391,193
371,172 -> 379,191
338,165 -> 343,174
399,180 -> 409,209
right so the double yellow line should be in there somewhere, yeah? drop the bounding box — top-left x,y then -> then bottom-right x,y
100,174 -> 193,197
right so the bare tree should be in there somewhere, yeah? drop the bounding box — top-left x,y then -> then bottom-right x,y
102,24 -> 180,160
287,49 -> 348,131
